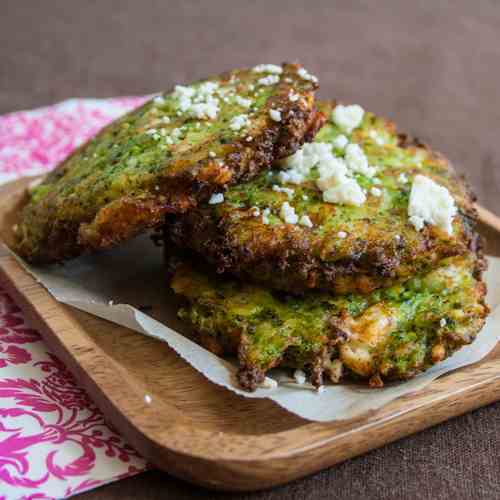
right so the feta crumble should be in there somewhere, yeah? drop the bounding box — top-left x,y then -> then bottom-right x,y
253,64 -> 283,74
332,134 -> 349,150
235,95 -> 252,108
332,104 -> 365,133
369,129 -> 386,145
288,91 -> 300,102
345,143 -> 376,177
269,109 -> 282,122
299,215 -> 313,228
208,151 -> 216,158
153,95 -> 165,105
280,202 -> 299,224
408,175 -> 457,235
279,141 -> 374,206
208,193 -> 224,205
297,67 -> 318,83
272,184 -> 294,199
440,318 -> 447,327
229,114 -> 249,131
323,178 -> 366,206
173,82 -> 220,120
398,172 -> 409,184
370,187 -> 382,197
337,231 -> 347,238
258,75 -> 280,86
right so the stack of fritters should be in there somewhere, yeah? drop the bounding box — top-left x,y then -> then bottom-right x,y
166,101 -> 488,390
14,64 -> 489,391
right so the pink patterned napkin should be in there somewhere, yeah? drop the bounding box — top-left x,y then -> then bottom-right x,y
0,98 -> 149,500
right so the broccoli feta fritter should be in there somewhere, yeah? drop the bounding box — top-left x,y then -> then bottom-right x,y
171,253 -> 488,391
167,101 -> 479,294
15,63 -> 319,263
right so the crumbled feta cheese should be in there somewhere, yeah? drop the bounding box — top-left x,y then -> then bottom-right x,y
262,207 -> 271,225
345,143 -> 376,177
173,82 -> 220,119
299,215 -> 313,228
246,136 -> 253,142
146,128 -> 157,135
229,114 -> 249,131
408,175 -> 457,235
153,95 -> 165,105
332,104 -> 365,133
323,178 -> 366,206
171,127 -> 182,139
208,193 -> 224,205
293,369 -> 307,385
370,187 -> 382,197
337,231 -> 347,238
302,194 -> 309,201
280,202 -> 299,224
269,109 -> 282,122
144,394 -> 152,404
258,75 -> 280,86
189,99 -> 219,119
440,318 -> 447,327
332,134 -> 349,150
235,95 -> 252,108
280,142 -> 334,184
395,234 -> 401,241
288,91 -> 300,102
253,64 -> 283,74
208,151 -> 216,158
248,84 -> 255,91
260,377 -> 278,389
251,206 -> 260,216
272,185 -> 294,199
297,67 -> 318,83
373,177 -> 382,185
279,141 -> 369,206
369,129 -> 386,145
398,172 -> 409,184
316,157 -> 349,191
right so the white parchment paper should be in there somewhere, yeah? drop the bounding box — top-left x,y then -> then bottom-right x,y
5,235 -> 500,422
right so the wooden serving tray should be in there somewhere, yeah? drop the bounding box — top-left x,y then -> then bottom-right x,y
1,177 -> 500,492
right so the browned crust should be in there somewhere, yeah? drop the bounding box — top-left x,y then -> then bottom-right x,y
172,250 -> 489,391
166,106 -> 481,294
15,63 -> 319,263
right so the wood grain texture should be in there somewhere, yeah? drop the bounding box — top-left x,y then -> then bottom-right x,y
1,177 -> 500,492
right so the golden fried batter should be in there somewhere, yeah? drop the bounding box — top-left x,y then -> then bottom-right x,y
15,64 -> 319,263
167,101 -> 479,294
171,253 -> 488,390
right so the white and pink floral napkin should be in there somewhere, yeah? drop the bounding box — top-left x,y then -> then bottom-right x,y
0,97 -> 150,500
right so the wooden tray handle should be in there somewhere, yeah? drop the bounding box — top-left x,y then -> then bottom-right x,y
476,204 -> 500,234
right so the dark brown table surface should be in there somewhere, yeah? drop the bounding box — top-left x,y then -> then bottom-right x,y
2,1 -> 500,498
